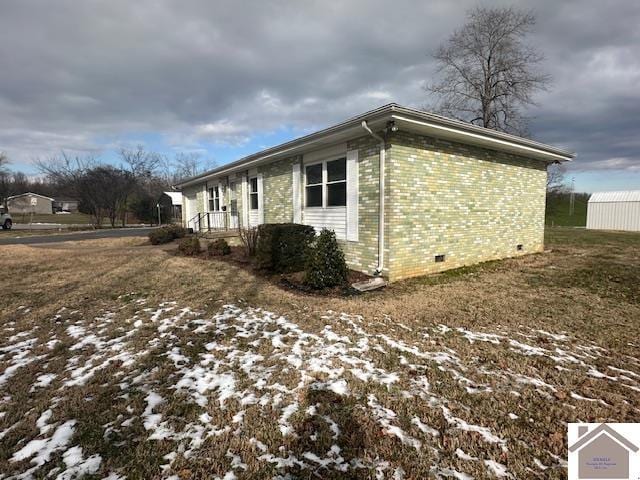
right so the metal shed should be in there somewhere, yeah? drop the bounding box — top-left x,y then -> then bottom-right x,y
158,191 -> 183,223
586,191 -> 640,231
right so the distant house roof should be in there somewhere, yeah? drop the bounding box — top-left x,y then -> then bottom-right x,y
163,191 -> 182,206
589,191 -> 640,203
6,192 -> 55,201
569,424 -> 639,453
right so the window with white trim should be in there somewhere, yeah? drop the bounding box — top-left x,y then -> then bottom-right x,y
249,177 -> 259,210
208,186 -> 220,211
305,157 -> 346,208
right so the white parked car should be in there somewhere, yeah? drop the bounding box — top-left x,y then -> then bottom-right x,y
1,206 -> 12,230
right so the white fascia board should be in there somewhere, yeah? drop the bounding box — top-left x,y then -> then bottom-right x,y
391,114 -> 574,163
176,122 -> 386,188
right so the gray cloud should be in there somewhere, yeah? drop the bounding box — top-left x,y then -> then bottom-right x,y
0,0 -> 638,173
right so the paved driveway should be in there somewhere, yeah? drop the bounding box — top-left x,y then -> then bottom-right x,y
0,227 -> 156,245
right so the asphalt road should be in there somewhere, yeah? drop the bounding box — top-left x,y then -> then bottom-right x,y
0,227 -> 157,245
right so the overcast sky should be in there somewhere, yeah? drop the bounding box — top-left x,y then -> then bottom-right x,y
1,0 -> 639,192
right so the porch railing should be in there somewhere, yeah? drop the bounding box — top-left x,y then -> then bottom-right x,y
187,210 -> 241,233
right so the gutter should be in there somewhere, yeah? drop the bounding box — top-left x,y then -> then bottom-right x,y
391,114 -> 573,162
174,103 -> 573,189
361,120 -> 385,276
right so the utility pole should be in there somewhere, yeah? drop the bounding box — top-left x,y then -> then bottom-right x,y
569,177 -> 575,217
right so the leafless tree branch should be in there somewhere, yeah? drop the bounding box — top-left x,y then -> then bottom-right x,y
425,6 -> 550,136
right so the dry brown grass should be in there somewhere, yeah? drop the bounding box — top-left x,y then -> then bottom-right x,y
0,228 -> 638,479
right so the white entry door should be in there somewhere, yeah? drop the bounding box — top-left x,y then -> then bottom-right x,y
184,193 -> 198,231
229,182 -> 239,228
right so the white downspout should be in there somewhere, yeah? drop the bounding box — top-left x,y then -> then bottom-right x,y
361,121 -> 385,276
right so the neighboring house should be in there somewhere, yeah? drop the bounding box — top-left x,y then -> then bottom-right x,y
175,104 -> 574,281
569,424 -> 638,479
586,191 -> 640,232
158,191 -> 183,223
53,198 -> 79,213
6,192 -> 54,215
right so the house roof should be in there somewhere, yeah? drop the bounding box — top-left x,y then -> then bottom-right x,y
162,191 -> 183,205
569,424 -> 639,453
6,192 -> 55,201
589,191 -> 640,203
175,103 -> 575,188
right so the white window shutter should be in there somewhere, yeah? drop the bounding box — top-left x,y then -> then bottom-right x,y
346,149 -> 359,241
241,175 -> 249,227
257,173 -> 264,225
292,162 -> 301,223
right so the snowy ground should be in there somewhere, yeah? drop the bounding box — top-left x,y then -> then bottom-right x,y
2,294 -> 639,479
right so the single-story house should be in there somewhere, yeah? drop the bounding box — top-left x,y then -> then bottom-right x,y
158,191 -> 183,223
175,104 -> 574,281
53,198 -> 79,213
586,191 -> 640,232
6,192 -> 54,215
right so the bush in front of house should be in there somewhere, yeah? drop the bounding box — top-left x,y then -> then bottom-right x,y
303,229 -> 349,289
166,224 -> 187,239
148,224 -> 188,245
148,227 -> 174,245
239,226 -> 259,257
178,236 -> 201,256
256,223 -> 315,273
207,238 -> 231,256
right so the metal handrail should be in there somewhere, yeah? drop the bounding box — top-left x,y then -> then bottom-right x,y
187,210 -> 241,232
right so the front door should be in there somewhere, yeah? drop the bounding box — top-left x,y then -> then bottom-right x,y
184,193 -> 198,231
229,182 -> 239,228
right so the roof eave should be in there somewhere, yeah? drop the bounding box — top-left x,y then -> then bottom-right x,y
174,108 -> 392,188
390,106 -> 574,162
175,103 -> 574,188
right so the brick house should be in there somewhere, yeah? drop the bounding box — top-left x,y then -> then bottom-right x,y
175,104 -> 573,281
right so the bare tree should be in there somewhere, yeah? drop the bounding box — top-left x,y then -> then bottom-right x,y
119,145 -> 163,178
170,152 -> 213,183
36,152 -> 103,223
0,152 -> 8,173
547,163 -> 567,192
0,153 -> 10,207
36,151 -> 96,187
118,146 -> 166,225
425,7 -> 550,136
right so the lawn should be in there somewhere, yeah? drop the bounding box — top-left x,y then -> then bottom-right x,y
0,228 -> 638,479
545,193 -> 589,227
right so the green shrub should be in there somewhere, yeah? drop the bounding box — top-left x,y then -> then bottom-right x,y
148,225 -> 187,245
256,223 -> 315,273
304,229 -> 349,289
148,227 -> 174,245
178,236 -> 201,256
207,238 -> 231,256
166,224 -> 187,239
